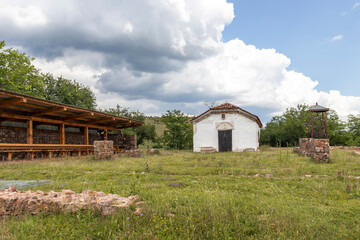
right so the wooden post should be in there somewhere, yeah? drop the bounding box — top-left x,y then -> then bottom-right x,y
60,124 -> 65,144
27,120 -> 33,144
324,112 -> 328,138
104,129 -> 108,140
8,152 -> 13,161
84,127 -> 89,145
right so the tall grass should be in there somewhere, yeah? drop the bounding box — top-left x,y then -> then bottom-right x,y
1,148 -> 360,239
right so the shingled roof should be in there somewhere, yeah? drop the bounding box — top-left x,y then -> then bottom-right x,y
191,103 -> 263,128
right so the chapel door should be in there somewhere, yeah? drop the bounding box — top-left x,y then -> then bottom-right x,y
218,130 -> 232,152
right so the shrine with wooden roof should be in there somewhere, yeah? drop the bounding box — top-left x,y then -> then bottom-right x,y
0,89 -> 143,160
191,103 -> 262,153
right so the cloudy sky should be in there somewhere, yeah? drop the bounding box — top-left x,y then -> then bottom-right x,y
1,0 -> 360,122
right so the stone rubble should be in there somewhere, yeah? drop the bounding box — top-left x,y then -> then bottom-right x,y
0,187 -> 139,216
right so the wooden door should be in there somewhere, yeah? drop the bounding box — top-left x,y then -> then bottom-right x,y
218,130 -> 232,152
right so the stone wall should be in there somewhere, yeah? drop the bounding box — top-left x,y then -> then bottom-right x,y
299,138 -> 330,163
0,126 -> 101,144
0,126 -> 137,148
0,126 -> 137,160
108,134 -> 137,150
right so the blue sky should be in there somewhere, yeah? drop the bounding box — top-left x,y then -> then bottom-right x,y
224,0 -> 360,96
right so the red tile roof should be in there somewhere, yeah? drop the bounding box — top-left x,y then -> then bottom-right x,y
191,103 -> 263,128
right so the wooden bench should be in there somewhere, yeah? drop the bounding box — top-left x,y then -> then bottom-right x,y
0,144 -> 94,160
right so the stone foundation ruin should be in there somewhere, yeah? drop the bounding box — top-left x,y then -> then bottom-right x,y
0,187 -> 140,216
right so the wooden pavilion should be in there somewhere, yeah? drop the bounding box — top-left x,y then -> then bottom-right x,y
0,89 -> 143,160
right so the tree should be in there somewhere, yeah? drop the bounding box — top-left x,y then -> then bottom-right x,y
346,115 -> 360,146
0,41 -> 44,97
260,104 -> 352,147
260,104 -> 309,147
103,105 -> 156,145
43,74 -> 97,110
161,109 -> 193,150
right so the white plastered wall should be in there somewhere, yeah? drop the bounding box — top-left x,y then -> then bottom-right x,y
193,112 -> 260,152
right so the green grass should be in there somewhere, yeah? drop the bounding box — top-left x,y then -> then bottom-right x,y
1,148 -> 360,239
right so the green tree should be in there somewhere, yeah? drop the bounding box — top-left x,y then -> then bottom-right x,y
260,104 -> 348,147
103,105 -> 156,145
260,104 -> 309,147
346,114 -> 360,146
161,109 -> 193,150
0,41 -> 44,97
43,74 -> 96,110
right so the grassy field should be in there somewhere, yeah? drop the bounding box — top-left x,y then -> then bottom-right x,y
1,148 -> 360,239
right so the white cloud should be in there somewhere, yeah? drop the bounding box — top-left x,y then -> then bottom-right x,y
353,2 -> 360,9
332,35 -> 344,41
1,0 -> 360,120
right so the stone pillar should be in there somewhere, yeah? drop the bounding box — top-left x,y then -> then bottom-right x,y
299,138 -> 312,157
310,139 -> 330,163
94,140 -> 114,159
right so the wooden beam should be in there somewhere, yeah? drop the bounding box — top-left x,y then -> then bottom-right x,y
63,112 -> 94,121
0,98 -> 27,108
0,112 -> 122,131
84,127 -> 89,145
107,120 -> 131,127
0,144 -> 93,150
92,117 -> 115,124
60,124 -> 65,145
0,89 -> 141,124
104,129 -> 108,140
31,107 -> 67,116
27,120 -> 33,144
119,123 -> 143,129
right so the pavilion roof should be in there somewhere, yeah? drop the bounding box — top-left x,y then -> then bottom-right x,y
0,89 -> 143,131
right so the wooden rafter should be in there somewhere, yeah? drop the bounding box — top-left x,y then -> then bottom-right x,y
0,98 -> 27,108
0,89 -> 144,129
63,112 -> 94,121
31,107 -> 67,116
107,120 -> 131,127
92,117 -> 115,124
0,111 -> 121,131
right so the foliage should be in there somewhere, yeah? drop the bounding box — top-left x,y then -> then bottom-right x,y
161,109 -> 193,150
346,114 -> 360,146
0,41 -> 44,97
43,73 -> 96,109
1,149 -> 360,239
260,104 -> 309,146
0,41 -> 97,109
261,104 -> 355,147
103,105 -> 156,145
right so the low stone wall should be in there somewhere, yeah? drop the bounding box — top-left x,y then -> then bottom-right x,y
0,187 -> 139,216
94,141 -> 114,159
299,138 -> 330,163
108,134 -> 137,150
330,146 -> 360,151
